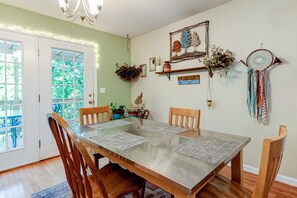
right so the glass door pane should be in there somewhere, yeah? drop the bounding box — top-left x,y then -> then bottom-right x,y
51,48 -> 84,128
0,39 -> 23,152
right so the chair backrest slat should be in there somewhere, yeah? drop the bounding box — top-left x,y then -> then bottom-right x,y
253,125 -> 287,198
185,116 -> 189,128
79,106 -> 110,126
174,115 -> 179,127
169,107 -> 201,131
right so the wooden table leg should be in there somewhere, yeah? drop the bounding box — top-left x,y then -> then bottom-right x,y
231,150 -> 243,185
173,188 -> 195,198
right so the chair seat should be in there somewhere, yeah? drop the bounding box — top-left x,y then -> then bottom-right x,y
196,174 -> 252,198
89,163 -> 145,198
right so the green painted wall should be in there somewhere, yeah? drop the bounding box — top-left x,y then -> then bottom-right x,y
0,3 -> 131,107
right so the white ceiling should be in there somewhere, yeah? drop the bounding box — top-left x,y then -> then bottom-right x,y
0,0 -> 232,38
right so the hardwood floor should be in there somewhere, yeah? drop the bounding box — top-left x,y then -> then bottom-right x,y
0,157 -> 296,198
0,157 -> 65,198
219,168 -> 297,198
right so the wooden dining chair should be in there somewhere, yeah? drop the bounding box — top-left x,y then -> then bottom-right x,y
47,112 -> 146,198
79,106 -> 110,125
196,125 -> 287,198
168,107 -> 200,198
168,107 -> 201,131
79,106 -> 110,169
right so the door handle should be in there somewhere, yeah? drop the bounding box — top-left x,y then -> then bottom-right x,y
88,100 -> 93,105
88,93 -> 92,97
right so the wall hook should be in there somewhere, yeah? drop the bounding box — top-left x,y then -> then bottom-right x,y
126,34 -> 130,51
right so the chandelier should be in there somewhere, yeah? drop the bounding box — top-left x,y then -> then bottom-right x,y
59,0 -> 104,25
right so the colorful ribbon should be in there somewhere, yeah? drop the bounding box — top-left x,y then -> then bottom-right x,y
247,66 -> 269,124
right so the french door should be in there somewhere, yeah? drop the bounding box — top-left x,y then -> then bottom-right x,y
39,38 -> 95,159
0,30 -> 39,171
0,29 -> 95,170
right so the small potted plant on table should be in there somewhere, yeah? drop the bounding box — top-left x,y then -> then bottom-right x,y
110,103 -> 126,120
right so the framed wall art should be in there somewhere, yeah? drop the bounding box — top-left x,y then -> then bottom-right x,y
149,57 -> 157,71
170,20 -> 209,63
140,64 -> 147,77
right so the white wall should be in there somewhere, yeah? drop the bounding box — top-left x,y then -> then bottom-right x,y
131,0 -> 297,184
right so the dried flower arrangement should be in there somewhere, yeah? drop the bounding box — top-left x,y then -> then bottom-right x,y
115,63 -> 142,81
202,45 -> 235,77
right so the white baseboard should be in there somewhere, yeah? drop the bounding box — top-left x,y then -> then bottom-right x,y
243,164 -> 297,187
0,159 -> 37,172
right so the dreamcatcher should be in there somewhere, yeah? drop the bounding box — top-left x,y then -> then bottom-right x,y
241,49 -> 281,124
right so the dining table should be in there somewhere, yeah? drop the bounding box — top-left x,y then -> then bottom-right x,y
75,118 -> 251,197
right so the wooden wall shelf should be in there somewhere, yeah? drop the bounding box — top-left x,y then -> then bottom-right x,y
155,66 -> 208,80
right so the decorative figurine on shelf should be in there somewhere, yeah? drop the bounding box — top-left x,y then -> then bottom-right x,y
127,92 -> 143,118
134,92 -> 143,107
156,57 -> 163,72
128,92 -> 149,119
163,61 -> 171,72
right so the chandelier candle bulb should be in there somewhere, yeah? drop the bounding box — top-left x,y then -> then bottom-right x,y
59,0 -> 67,10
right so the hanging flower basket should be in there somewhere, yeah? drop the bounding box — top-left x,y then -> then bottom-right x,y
115,63 -> 142,81
202,45 -> 235,77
